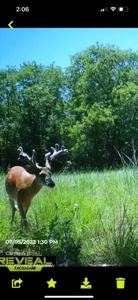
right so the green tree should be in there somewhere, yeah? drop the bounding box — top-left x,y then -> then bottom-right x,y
62,44 -> 138,169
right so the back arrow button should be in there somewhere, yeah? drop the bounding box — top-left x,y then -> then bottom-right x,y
8,21 -> 14,29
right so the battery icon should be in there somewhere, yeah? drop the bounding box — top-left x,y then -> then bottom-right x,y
119,6 -> 129,12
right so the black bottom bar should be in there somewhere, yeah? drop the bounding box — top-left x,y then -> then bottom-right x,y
0,266 -> 137,299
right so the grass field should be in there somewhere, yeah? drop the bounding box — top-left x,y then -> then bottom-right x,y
0,168 -> 138,266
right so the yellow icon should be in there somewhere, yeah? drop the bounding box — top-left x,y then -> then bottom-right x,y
11,278 -> 23,288
116,277 -> 126,289
80,277 -> 92,289
47,278 -> 57,288
8,20 -> 14,29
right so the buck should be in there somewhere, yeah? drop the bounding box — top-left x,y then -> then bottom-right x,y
5,144 -> 68,228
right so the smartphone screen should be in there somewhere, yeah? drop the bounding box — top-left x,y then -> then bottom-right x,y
0,4 -> 137,299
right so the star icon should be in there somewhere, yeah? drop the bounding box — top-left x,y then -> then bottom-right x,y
47,278 -> 57,288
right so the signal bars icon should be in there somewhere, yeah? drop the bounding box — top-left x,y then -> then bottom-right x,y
100,7 -> 108,12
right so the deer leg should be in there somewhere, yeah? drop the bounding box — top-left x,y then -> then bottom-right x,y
9,198 -> 17,225
17,199 -> 28,228
21,219 -> 28,228
22,204 -> 32,228
22,207 -> 29,228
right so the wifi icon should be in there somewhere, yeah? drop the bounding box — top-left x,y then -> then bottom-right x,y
110,6 -> 116,11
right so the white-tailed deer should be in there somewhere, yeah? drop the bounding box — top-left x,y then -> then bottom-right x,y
5,144 -> 68,228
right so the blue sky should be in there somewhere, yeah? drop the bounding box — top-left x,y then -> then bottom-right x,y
0,28 -> 138,71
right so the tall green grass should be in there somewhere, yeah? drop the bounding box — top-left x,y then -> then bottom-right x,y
1,168 -> 138,266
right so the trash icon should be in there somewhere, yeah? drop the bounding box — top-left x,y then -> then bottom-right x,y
116,277 -> 125,289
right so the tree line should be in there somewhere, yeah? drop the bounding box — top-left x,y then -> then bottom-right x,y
1,43 -> 138,171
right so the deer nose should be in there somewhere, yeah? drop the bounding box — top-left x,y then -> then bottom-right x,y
47,181 -> 55,188
50,182 -> 55,188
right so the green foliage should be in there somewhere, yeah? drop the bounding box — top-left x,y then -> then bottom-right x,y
1,43 -> 138,170
1,170 -> 138,266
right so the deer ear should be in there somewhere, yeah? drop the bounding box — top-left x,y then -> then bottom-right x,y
39,168 -> 45,175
